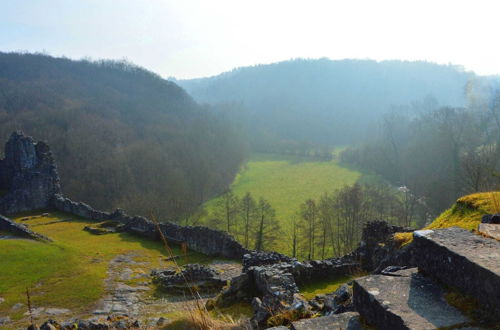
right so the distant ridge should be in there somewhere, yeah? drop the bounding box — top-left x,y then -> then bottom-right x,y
178,58 -> 473,149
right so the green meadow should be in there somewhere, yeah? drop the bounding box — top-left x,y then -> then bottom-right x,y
202,152 -> 361,252
0,212 -> 214,328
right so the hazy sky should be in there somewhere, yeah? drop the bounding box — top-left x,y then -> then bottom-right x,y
1,0 -> 499,79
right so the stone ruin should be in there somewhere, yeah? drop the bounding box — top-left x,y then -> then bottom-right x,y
0,131 -> 61,214
151,264 -> 227,293
1,132 -> 499,329
0,131 -> 249,259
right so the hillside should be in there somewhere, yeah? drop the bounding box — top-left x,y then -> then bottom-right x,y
0,52 -> 246,219
177,59 -> 472,150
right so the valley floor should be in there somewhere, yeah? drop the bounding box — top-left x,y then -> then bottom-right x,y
201,152 -> 362,254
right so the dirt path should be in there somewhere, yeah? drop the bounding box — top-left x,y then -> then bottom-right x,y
88,253 -> 243,326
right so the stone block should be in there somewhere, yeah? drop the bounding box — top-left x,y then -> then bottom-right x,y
291,312 -> 361,330
413,227 -> 500,315
353,268 -> 470,329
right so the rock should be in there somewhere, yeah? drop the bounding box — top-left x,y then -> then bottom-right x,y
322,284 -> 354,315
249,264 -> 311,327
352,220 -> 415,273
482,213 -> 500,224
40,319 -> 60,330
214,272 -> 256,307
353,268 -> 470,329
45,308 -> 70,315
0,316 -> 10,325
156,316 -> 169,326
413,227 -> 500,317
0,214 -> 51,241
0,296 -> 4,304
24,307 -> 45,317
243,251 -> 295,271
0,131 -> 61,214
152,264 -> 227,292
12,302 -> 24,310
477,223 -> 500,240
291,312 -> 361,330
83,226 -> 115,235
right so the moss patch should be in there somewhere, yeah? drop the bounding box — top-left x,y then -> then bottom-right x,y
394,192 -> 499,246
299,274 -> 354,300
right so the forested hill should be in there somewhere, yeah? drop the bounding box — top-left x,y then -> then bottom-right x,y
0,52 -> 247,220
177,59 -> 472,150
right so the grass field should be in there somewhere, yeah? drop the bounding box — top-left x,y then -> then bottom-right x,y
0,211 -> 214,326
201,152 -> 361,253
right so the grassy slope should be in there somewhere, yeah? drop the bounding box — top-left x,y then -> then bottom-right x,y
0,211 -> 213,323
394,191 -> 500,245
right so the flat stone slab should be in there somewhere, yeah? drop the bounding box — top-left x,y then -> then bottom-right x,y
478,223 -> 500,240
291,312 -> 361,330
413,227 -> 500,314
353,268 -> 470,329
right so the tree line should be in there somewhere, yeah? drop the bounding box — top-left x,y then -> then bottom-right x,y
341,87 -> 500,216
202,182 -> 425,259
193,191 -> 282,252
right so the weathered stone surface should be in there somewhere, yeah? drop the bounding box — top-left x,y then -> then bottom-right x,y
249,264 -> 312,327
291,312 -> 361,330
0,214 -> 51,241
0,131 -> 61,214
320,284 -> 354,315
152,264 -> 227,292
353,268 -> 470,329
478,223 -> 500,240
352,220 -> 416,273
413,227 -> 500,316
215,272 -> 257,307
243,251 -> 295,271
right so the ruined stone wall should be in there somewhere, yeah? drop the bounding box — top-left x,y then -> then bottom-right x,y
53,194 -> 249,259
0,131 -> 61,214
0,214 -> 51,241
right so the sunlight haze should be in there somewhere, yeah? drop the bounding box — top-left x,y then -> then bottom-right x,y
1,0 -> 499,78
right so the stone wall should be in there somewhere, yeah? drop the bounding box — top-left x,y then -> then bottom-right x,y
0,131 -> 61,214
53,194 -> 249,259
0,214 -> 51,241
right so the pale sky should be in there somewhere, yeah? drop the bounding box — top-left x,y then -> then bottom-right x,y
1,0 -> 499,79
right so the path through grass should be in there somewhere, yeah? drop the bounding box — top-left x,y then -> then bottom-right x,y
0,211 -> 214,327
